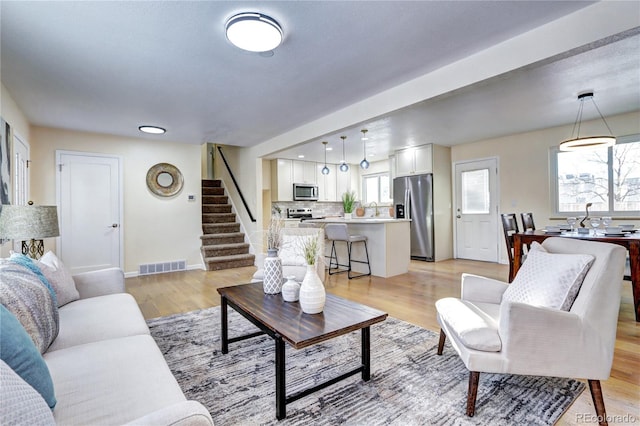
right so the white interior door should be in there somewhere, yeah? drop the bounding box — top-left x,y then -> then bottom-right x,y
56,151 -> 122,274
454,158 -> 499,262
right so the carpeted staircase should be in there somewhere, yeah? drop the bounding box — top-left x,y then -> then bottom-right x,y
200,180 -> 255,271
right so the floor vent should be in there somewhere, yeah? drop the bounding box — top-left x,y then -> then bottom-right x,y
139,260 -> 186,276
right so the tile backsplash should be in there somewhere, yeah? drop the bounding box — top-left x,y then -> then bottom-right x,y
272,201 -> 392,218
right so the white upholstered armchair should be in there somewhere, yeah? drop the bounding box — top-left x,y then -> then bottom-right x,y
253,227 -> 325,283
435,237 -> 626,425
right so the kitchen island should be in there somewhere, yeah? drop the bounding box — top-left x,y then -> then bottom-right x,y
304,218 -> 411,278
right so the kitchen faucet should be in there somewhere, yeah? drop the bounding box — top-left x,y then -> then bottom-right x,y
369,201 -> 379,217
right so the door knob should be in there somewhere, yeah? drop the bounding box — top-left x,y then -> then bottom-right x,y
112,224 -> 119,228
456,215 -> 461,219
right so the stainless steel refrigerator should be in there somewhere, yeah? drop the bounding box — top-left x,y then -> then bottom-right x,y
393,174 -> 434,261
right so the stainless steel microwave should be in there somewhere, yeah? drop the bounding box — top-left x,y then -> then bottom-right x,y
293,183 -> 319,201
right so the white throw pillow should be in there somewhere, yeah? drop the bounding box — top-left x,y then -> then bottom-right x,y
0,360 -> 55,425
502,242 -> 594,311
278,234 -> 313,266
36,251 -> 79,307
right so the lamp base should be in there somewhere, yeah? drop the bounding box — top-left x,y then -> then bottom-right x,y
21,239 -> 45,259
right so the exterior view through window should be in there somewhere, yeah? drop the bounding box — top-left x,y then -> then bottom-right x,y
554,137 -> 640,214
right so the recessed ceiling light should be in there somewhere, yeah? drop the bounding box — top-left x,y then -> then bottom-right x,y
326,147 -> 333,151
138,125 -> 166,135
225,12 -> 283,53
297,154 -> 305,158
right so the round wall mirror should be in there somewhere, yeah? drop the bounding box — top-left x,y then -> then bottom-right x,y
146,163 -> 184,197
156,171 -> 174,188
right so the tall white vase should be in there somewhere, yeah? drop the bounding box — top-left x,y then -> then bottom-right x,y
299,264 -> 325,314
263,249 -> 283,294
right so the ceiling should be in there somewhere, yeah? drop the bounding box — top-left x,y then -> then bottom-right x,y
1,1 -> 639,164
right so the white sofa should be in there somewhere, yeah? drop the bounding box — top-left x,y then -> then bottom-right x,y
1,262 -> 213,425
252,227 -> 325,283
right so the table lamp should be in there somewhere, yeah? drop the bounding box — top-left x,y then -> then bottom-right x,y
0,202 -> 60,259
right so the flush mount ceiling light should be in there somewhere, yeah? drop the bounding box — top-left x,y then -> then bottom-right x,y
359,129 -> 370,170
225,12 -> 283,52
339,136 -> 349,172
321,141 -> 330,175
559,92 -> 616,151
138,125 -> 166,135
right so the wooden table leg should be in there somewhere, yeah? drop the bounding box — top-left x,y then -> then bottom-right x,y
629,241 -> 640,322
511,234 -> 523,283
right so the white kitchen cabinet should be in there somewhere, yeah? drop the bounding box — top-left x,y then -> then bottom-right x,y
395,144 -> 433,176
317,164 -> 337,201
335,165 -> 359,200
292,160 -> 316,184
270,159 -> 293,201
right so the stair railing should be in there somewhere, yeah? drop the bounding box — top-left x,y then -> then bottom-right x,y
216,146 -> 256,223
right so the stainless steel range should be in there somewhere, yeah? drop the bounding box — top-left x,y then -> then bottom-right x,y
287,208 -> 313,219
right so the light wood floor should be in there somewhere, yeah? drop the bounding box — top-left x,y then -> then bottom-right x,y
126,259 -> 639,425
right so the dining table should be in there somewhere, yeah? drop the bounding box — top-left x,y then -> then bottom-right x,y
512,230 -> 640,322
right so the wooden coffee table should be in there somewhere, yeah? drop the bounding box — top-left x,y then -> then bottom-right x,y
217,282 -> 388,420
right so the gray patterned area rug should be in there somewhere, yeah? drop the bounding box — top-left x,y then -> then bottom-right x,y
147,307 -> 585,425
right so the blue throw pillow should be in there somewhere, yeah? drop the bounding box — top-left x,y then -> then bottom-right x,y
9,253 -> 58,307
0,305 -> 56,409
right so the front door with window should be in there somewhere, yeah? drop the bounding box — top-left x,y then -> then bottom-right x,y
454,158 -> 499,262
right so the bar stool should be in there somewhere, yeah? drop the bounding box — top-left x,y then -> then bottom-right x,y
325,223 -> 371,279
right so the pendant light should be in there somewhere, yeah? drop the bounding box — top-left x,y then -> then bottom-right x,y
321,141 -> 330,175
559,92 -> 616,151
339,136 -> 349,172
359,129 -> 370,169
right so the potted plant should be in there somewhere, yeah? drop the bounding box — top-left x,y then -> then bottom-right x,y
266,215 -> 283,255
342,190 -> 357,219
299,234 -> 325,314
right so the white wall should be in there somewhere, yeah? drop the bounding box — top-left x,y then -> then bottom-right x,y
30,126 -> 203,274
451,110 -> 640,264
0,84 -> 32,257
1,83 -> 30,141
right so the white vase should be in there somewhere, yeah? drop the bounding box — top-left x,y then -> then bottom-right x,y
344,212 -> 352,220
282,276 -> 300,302
299,264 -> 325,314
263,249 -> 283,294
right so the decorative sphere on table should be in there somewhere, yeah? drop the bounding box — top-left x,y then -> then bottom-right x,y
282,276 -> 300,302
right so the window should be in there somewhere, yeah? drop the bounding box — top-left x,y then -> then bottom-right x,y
461,168 -> 490,214
362,173 -> 391,205
551,135 -> 640,215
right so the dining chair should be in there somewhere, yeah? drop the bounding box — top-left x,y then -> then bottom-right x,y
501,213 -> 520,282
520,212 -> 536,231
435,237 -> 626,425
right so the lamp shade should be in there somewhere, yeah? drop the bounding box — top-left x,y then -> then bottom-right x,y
0,205 -> 60,240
